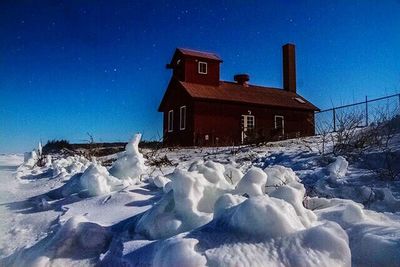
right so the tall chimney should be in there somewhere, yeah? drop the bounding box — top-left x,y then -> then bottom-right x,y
282,43 -> 296,93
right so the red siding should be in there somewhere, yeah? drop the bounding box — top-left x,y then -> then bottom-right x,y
161,85 -> 195,146
183,58 -> 220,86
192,100 -> 315,146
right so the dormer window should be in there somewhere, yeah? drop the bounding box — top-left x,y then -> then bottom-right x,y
198,61 -> 207,74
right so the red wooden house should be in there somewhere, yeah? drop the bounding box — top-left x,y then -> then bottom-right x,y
158,44 -> 319,146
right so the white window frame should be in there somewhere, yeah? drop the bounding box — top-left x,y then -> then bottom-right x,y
168,110 -> 174,132
180,106 -> 186,130
198,61 -> 207,74
274,115 -> 285,135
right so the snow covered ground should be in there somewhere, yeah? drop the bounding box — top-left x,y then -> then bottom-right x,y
1,132 -> 400,267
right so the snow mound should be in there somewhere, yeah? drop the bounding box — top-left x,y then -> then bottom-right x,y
223,195 -> 305,238
80,163 -> 123,196
135,161 -> 237,239
328,156 -> 348,178
52,155 -> 91,178
109,134 -> 147,181
235,167 -> 267,197
108,193 -> 350,267
264,165 -> 299,190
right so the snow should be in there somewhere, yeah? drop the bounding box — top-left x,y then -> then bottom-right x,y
80,163 -> 122,196
1,129 -> 400,266
328,156 -> 348,179
235,167 -> 267,197
109,133 -> 147,181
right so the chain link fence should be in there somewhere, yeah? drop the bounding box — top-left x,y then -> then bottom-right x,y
315,94 -> 400,134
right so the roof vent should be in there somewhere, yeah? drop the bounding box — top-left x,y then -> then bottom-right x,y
234,74 -> 250,87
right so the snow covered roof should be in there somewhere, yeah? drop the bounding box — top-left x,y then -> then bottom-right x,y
176,80 -> 319,111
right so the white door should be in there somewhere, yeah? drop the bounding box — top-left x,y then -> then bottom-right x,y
241,115 -> 255,143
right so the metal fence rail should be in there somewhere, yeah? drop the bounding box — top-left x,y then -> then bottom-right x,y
315,93 -> 400,134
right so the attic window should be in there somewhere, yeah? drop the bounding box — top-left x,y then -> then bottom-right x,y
294,97 -> 306,104
198,61 -> 207,74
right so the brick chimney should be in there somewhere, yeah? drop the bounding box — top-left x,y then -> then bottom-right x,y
282,43 -> 296,93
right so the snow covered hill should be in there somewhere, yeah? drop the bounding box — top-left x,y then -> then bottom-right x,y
1,132 -> 400,267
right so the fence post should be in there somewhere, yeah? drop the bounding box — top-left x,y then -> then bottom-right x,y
365,95 -> 368,126
398,93 -> 400,113
333,108 -> 336,132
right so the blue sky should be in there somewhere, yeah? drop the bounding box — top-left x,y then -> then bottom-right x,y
1,0 -> 400,153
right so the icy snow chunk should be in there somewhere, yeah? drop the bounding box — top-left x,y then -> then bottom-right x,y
226,196 -> 305,238
264,165 -> 299,191
80,163 -> 122,196
23,150 -> 38,167
235,167 -> 267,197
269,182 -> 317,227
328,156 -> 348,178
189,160 -> 232,188
153,175 -> 170,188
109,133 -> 147,180
153,238 -> 207,267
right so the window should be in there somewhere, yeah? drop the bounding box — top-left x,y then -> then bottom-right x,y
198,61 -> 207,74
274,115 -> 284,135
168,110 -> 173,132
180,106 -> 186,130
241,115 -> 255,130
247,115 -> 255,130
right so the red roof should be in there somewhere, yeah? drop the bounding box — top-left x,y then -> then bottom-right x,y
178,81 -> 319,111
176,48 -> 222,61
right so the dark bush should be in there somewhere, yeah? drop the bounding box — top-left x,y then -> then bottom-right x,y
42,139 -> 72,154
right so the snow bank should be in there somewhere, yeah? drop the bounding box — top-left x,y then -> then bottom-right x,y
109,134 -> 147,181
